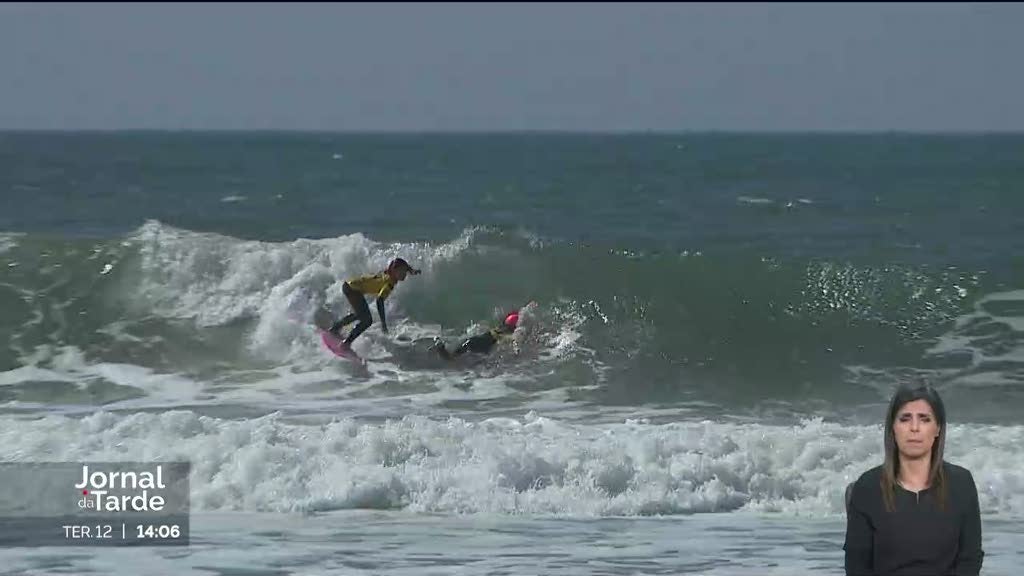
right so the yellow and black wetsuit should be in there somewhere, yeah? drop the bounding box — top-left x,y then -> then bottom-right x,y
346,272 -> 397,300
330,272 -> 397,345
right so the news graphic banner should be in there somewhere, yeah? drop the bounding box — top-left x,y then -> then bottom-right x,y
0,462 -> 190,547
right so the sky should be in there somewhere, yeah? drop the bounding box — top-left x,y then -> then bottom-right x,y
1,2 -> 1022,132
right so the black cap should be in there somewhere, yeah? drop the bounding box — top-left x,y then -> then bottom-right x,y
389,258 -> 420,274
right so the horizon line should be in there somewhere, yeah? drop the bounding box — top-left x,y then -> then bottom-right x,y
3,128 -> 1023,136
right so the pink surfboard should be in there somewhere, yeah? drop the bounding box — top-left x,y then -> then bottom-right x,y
319,330 -> 364,364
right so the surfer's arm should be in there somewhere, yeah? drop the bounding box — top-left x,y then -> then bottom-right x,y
376,297 -> 388,333
374,281 -> 395,333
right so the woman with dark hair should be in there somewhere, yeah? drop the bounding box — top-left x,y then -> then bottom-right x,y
844,382 -> 984,575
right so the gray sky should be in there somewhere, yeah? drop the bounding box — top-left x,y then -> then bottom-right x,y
1,2 -> 1022,131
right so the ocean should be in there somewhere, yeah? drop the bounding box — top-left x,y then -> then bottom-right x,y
0,132 -> 1021,574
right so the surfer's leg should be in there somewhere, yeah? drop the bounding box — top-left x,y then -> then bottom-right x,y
332,283 -> 369,338
344,315 -> 372,346
342,293 -> 373,346
331,313 -> 358,334
453,339 -> 472,357
458,333 -> 497,356
434,341 -> 453,360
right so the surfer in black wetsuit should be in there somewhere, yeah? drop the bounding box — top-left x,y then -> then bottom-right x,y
432,310 -> 519,360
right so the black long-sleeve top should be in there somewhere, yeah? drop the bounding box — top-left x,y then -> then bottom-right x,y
844,461 -> 984,575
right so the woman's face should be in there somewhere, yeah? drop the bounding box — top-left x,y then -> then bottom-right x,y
893,399 -> 941,460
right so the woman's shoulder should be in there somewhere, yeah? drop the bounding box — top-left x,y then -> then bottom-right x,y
853,464 -> 884,488
942,461 -> 978,486
848,465 -> 883,502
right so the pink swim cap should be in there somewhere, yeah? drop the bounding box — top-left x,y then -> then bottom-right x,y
504,313 -> 519,329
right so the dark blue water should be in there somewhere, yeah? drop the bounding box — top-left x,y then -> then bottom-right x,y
1,132 -> 1022,422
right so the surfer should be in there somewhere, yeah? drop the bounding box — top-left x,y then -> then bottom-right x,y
326,257 -> 421,352
432,310 -> 520,361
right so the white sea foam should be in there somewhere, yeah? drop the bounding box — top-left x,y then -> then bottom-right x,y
736,196 -> 775,206
1,411 -> 1019,519
126,220 -> 472,332
0,232 -> 22,254
925,288 -> 1024,377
